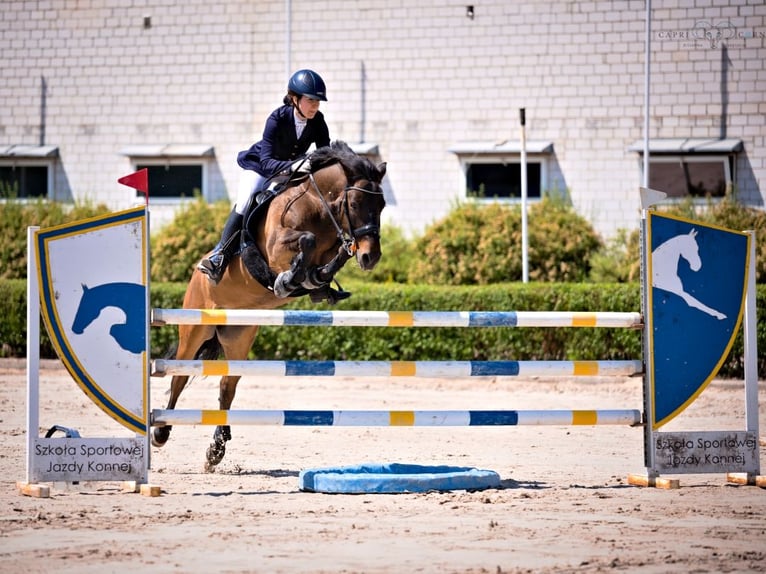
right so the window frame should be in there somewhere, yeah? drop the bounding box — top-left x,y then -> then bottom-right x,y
461,155 -> 548,202
0,160 -> 53,199
449,141 -> 553,204
629,138 -> 742,203
120,145 -> 214,203
642,154 -> 733,199
0,146 -> 58,200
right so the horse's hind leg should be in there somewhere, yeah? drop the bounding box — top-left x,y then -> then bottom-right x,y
204,374 -> 239,472
204,324 -> 259,472
152,323 -> 216,447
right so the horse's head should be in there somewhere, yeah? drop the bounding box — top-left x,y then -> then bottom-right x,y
680,228 -> 702,271
247,141 -> 388,303
343,162 -> 387,270
311,141 -> 387,271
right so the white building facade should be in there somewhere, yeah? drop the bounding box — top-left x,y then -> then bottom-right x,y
2,0 -> 764,238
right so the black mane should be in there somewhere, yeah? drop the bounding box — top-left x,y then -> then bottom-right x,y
310,140 -> 383,183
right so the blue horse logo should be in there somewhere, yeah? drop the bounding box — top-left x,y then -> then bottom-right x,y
71,282 -> 146,354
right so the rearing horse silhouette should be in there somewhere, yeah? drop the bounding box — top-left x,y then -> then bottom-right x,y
651,228 -> 726,320
71,282 -> 147,353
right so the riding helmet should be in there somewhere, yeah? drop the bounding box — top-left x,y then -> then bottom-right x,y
288,69 -> 327,101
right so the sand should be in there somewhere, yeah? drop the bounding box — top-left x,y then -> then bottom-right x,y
1,358 -> 765,573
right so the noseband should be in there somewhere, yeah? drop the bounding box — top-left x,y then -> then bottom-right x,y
308,173 -> 384,256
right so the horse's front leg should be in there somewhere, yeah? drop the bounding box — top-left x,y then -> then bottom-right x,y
311,243 -> 353,284
273,232 -> 316,298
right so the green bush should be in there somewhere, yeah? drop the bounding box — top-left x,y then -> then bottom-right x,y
408,201 -> 499,285
151,197 -> 231,283
335,224 -> 415,284
4,195 -> 763,379
591,197 -> 766,284
408,198 -> 602,285
0,199 -> 111,280
3,278 -> 763,379
527,198 -> 603,282
589,229 -> 642,283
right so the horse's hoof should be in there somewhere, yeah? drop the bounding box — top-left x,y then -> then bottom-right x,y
309,286 -> 352,305
273,272 -> 294,298
151,426 -> 171,447
327,287 -> 351,304
205,442 -> 226,471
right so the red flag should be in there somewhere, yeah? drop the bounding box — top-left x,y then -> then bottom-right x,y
118,169 -> 149,204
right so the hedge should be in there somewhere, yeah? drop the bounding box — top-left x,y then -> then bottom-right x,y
2,279 -> 763,379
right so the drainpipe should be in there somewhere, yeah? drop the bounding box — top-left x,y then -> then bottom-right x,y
285,0 -> 291,80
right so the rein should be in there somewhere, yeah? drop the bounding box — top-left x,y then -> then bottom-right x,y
308,173 -> 383,257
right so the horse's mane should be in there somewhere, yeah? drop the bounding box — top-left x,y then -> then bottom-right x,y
310,140 -> 382,182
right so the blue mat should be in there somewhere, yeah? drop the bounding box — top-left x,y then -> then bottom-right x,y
299,463 -> 501,494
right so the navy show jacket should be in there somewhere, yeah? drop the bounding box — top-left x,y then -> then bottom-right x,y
237,104 -> 331,177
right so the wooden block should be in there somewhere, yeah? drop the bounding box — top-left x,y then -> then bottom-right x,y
726,472 -> 753,485
139,484 -> 161,497
16,481 -> 50,498
727,473 -> 766,488
627,473 -> 651,487
627,473 -> 680,489
121,481 -> 140,493
655,477 -> 681,490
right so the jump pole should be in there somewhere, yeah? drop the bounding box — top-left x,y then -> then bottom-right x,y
152,309 -> 643,328
152,409 -> 643,428
151,359 -> 643,378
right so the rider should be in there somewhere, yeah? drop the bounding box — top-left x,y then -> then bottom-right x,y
197,69 -> 331,283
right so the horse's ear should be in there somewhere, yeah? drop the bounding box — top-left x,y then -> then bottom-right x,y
81,283 -> 89,292
690,228 -> 698,238
376,162 -> 387,180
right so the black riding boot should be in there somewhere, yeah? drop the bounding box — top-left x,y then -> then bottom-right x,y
197,210 -> 244,284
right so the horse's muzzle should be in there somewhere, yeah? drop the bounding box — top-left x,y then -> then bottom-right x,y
352,224 -> 381,271
355,236 -> 381,270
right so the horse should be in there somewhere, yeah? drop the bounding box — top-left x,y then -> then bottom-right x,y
151,141 -> 387,471
652,228 -> 726,320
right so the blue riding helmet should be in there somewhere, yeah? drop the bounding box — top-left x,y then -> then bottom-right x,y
288,69 -> 327,101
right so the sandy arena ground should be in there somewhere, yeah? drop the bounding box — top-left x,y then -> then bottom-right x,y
1,358 -> 764,573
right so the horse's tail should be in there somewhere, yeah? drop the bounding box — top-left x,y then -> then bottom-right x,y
161,333 -> 220,361
195,334 -> 222,361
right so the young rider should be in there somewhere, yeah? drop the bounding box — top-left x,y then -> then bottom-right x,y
197,69 -> 331,283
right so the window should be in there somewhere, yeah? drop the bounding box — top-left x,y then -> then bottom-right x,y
0,145 -> 58,199
449,141 -> 553,201
647,156 -> 730,198
466,162 -> 542,199
629,139 -> 741,199
119,145 -> 214,200
135,164 -> 203,199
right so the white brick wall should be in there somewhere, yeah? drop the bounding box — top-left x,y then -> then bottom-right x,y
1,0 -> 764,238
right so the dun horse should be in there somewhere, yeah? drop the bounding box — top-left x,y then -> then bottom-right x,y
152,141 -> 387,471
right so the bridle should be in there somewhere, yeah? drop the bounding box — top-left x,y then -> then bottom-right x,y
307,172 -> 384,256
